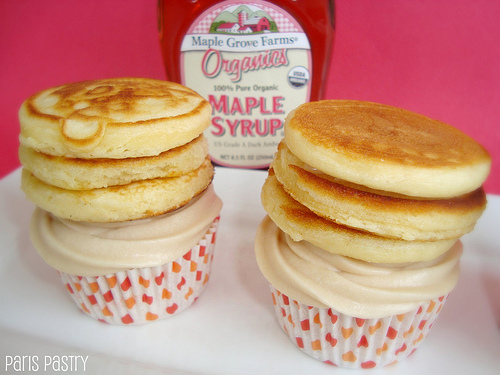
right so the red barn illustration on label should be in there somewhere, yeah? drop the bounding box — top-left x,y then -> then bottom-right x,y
212,6 -> 276,34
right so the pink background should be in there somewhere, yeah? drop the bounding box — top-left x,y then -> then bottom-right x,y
1,0 -> 498,194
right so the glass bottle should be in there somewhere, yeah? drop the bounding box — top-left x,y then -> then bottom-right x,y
158,0 -> 335,169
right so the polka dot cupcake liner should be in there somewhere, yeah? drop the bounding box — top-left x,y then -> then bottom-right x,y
59,216 -> 220,325
269,285 -> 449,369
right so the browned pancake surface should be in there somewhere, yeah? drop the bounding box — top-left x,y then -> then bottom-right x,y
285,100 -> 491,197
288,100 -> 489,168
19,78 -> 212,159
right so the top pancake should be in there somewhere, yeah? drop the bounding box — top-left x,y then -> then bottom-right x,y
19,78 -> 212,159
284,100 -> 491,198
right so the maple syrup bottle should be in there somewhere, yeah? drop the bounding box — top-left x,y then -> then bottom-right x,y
158,0 -> 335,169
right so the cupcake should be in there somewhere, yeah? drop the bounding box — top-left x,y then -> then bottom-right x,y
255,100 -> 490,367
19,78 -> 222,325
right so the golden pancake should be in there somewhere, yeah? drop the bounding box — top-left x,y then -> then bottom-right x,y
261,170 -> 458,263
19,78 -> 211,159
21,157 -> 214,222
272,141 -> 487,241
284,100 -> 491,198
19,135 -> 208,190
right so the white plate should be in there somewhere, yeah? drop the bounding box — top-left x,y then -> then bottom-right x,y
1,167 -> 499,374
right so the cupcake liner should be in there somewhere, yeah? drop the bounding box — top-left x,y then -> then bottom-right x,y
59,216 -> 220,325
269,285 -> 449,369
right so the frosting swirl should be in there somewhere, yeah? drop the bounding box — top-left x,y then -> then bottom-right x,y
30,185 -> 222,276
255,216 -> 462,318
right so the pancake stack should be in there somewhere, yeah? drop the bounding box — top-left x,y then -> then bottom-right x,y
19,77 -> 214,223
19,78 -> 223,325
262,100 -> 490,264
256,99 -> 491,367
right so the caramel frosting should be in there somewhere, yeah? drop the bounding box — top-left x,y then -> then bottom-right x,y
255,216 -> 462,318
30,185 -> 222,277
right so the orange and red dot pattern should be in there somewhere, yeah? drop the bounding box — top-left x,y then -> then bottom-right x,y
59,217 -> 219,325
270,285 -> 448,369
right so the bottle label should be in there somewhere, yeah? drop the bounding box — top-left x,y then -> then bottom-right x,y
180,0 -> 312,168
